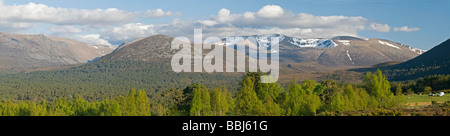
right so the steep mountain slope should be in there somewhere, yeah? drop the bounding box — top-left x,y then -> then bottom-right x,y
354,38 -> 450,81
213,34 -> 424,67
111,37 -> 147,53
0,32 -> 115,72
99,35 -> 178,62
390,39 -> 450,68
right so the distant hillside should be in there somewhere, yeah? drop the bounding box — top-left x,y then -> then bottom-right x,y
0,32 -> 115,72
99,34 -> 178,62
352,38 -> 450,81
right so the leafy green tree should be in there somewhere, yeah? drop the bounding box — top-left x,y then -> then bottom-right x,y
330,93 -> 344,112
189,84 -> 212,116
262,96 -> 282,116
136,89 -> 150,116
301,80 -> 317,94
363,70 -> 396,108
200,88 -> 212,116
235,77 -> 263,116
125,89 -> 137,116
190,87 -> 202,116
395,84 -> 403,96
281,79 -> 321,116
160,89 -> 185,116
313,85 -> 326,96
98,99 -> 122,116
222,85 -> 235,115
424,86 -> 433,94
210,87 -> 229,116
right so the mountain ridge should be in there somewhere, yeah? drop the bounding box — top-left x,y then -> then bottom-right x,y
210,34 -> 425,67
0,32 -> 115,72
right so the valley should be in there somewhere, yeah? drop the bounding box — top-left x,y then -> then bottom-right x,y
0,32 -> 449,116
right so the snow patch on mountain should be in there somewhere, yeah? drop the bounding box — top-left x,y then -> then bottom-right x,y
288,38 -> 337,48
346,50 -> 354,64
377,51 -> 386,57
396,43 -> 426,54
211,34 -> 284,48
211,34 -> 425,56
378,40 -> 400,49
212,34 -> 336,48
407,46 -> 426,54
337,40 -> 350,46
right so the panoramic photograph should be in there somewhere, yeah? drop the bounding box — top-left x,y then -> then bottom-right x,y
0,0 -> 449,134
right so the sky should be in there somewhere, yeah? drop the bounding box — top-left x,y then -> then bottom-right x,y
0,0 -> 448,50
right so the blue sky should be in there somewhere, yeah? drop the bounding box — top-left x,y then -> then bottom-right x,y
1,0 -> 449,50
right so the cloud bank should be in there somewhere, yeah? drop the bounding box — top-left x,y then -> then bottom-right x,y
0,1 -> 420,46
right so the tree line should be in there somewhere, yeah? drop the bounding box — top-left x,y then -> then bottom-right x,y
0,89 -> 150,116
186,70 -> 402,116
392,74 -> 450,94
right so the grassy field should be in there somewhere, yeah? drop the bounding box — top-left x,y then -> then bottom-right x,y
405,94 -> 450,106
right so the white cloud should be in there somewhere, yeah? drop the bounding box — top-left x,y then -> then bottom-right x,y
144,9 -> 177,18
215,8 -> 232,23
99,23 -> 156,45
0,2 -> 419,46
368,23 -> 391,32
243,12 -> 256,19
194,5 -> 370,38
206,6 -> 369,29
198,20 -> 218,26
256,5 -> 284,18
71,34 -> 111,45
394,26 -> 420,32
49,25 -> 83,34
0,2 -> 137,26
0,20 -> 35,32
125,5 -> 397,41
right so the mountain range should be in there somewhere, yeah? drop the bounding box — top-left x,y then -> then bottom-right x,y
0,32 -> 431,81
212,34 -> 425,70
0,32 -> 115,72
0,32 -> 448,101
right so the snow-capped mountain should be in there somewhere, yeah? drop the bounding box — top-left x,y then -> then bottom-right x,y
287,38 -> 337,48
211,34 -> 426,67
213,34 -> 425,55
397,43 -> 426,55
212,34 -> 337,48
212,34 -> 285,48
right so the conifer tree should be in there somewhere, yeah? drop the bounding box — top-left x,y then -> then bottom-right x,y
126,89 -> 137,116
235,77 -> 262,116
200,88 -> 212,116
136,89 -> 150,116
190,86 -> 202,116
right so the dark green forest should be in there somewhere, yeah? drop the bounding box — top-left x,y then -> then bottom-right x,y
0,70 -> 411,116
0,60 -> 241,102
391,74 -> 450,95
